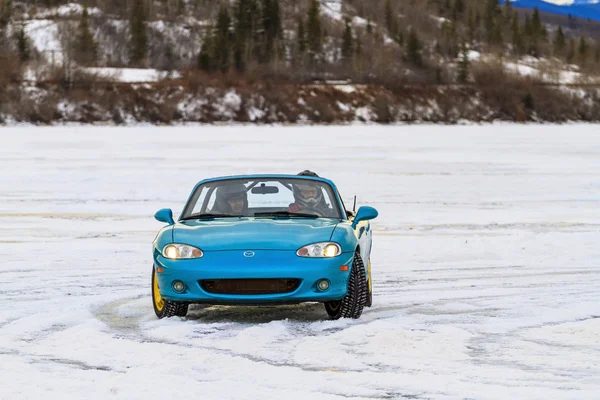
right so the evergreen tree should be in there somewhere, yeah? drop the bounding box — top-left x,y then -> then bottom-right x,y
233,0 -> 258,72
531,7 -> 545,39
260,0 -> 283,63
14,22 -> 29,63
443,0 -> 451,15
341,17 -> 353,62
578,36 -> 587,64
198,25 -> 214,72
164,41 -> 175,72
129,0 -> 148,66
511,14 -> 523,55
441,20 -> 459,57
213,4 -> 232,73
524,14 -> 532,37
395,29 -> 404,47
296,17 -> 306,60
457,41 -> 469,83
366,19 -> 373,35
539,21 -> 548,41
0,0 -> 12,29
524,12 -> 539,56
306,0 -> 322,64
531,8 -> 541,30
485,0 -> 502,45
355,34 -> 362,58
595,45 -> 600,64
452,0 -> 465,21
75,6 -> 97,65
467,6 -> 476,42
505,0 -> 513,20
406,28 -> 422,66
385,0 -> 394,34
384,0 -> 399,37
553,26 -> 565,56
566,38 -> 575,63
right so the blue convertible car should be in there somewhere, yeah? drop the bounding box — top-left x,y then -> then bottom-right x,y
152,171 -> 378,320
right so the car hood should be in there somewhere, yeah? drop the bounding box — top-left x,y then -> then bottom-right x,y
173,218 -> 340,251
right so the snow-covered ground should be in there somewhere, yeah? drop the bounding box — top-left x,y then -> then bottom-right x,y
1,125 -> 599,399
81,67 -> 181,83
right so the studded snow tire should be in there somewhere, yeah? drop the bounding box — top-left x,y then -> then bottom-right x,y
324,251 -> 368,319
152,266 -> 189,319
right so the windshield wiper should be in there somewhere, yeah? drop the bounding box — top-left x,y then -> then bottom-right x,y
253,211 -> 319,218
180,213 -> 237,220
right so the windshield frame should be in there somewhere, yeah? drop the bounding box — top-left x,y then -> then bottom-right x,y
179,176 -> 346,221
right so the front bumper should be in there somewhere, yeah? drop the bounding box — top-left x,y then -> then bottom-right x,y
153,250 -> 354,304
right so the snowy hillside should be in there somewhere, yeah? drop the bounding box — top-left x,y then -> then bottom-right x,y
1,0 -> 600,124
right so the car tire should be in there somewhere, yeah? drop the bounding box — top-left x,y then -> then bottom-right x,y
152,266 -> 189,319
324,251 -> 367,319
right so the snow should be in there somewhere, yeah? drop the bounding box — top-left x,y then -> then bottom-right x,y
352,16 -> 370,26
431,15 -> 450,27
336,101 -> 350,112
355,106 -> 374,122
332,84 -> 357,94
33,3 -> 102,18
321,0 -> 343,21
211,90 -> 243,119
1,125 -> 600,399
467,50 -> 481,61
248,107 -> 266,122
24,20 -> 62,64
503,61 -> 594,84
81,68 -> 181,83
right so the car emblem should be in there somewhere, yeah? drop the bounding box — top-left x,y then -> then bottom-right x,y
243,251 -> 255,258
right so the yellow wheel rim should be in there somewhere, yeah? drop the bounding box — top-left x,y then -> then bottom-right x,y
153,270 -> 165,312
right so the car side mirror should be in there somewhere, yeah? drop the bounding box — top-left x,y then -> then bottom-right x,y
155,208 -> 175,225
351,206 -> 378,229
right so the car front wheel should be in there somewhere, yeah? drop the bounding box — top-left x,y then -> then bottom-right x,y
324,251 -> 367,319
152,266 -> 188,319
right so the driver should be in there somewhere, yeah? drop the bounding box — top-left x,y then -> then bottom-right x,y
288,181 -> 331,216
212,183 -> 248,215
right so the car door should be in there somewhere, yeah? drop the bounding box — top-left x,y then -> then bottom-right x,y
356,218 -> 372,264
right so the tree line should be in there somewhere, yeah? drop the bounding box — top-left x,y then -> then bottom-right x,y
1,0 -> 599,85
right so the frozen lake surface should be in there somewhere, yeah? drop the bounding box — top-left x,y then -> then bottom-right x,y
1,125 -> 599,399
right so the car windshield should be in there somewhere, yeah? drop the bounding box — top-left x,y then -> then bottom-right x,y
181,178 -> 342,219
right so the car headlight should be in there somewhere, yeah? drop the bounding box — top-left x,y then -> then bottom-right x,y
162,244 -> 203,259
296,242 -> 341,258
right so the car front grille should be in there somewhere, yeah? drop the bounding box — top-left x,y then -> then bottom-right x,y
200,278 -> 301,295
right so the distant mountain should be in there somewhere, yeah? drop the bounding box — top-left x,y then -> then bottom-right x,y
508,0 -> 600,22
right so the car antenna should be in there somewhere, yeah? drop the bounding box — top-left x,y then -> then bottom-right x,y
353,195 -> 357,213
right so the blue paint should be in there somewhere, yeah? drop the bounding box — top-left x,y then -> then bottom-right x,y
152,174 -> 378,305
154,208 -> 174,225
352,206 -> 379,229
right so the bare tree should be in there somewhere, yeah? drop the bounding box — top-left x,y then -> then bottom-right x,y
57,20 -> 77,85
